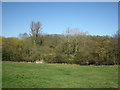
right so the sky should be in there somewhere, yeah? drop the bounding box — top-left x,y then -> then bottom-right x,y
2,2 -> 118,37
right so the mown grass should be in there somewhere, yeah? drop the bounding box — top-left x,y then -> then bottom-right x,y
2,61 -> 118,88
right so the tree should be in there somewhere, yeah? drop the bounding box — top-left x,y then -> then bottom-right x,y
2,21 -> 119,65
30,21 -> 43,45
19,33 -> 29,39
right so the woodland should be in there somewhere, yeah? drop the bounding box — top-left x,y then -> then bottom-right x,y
2,21 -> 119,65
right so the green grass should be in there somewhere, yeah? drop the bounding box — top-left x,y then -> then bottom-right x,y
2,61 -> 118,88
0,61 -> 2,89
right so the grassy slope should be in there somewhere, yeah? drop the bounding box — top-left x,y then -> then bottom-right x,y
2,61 -> 118,88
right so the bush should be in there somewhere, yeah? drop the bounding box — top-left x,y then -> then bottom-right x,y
73,52 -> 84,64
44,55 -> 54,63
53,54 -> 64,63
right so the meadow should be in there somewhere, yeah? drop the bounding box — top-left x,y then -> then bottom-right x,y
2,61 -> 118,88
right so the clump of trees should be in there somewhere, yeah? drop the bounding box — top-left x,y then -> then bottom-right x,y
2,21 -> 119,65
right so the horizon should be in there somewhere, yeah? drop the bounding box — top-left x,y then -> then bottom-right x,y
2,2 -> 118,37
1,33 -> 114,38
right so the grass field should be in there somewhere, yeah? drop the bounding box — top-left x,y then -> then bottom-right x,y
2,61 -> 118,88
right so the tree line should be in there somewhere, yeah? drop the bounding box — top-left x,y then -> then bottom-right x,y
2,21 -> 119,65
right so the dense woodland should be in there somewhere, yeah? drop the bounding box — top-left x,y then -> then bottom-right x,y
2,21 -> 119,65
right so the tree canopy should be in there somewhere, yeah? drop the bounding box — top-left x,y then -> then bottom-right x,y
2,21 -> 119,65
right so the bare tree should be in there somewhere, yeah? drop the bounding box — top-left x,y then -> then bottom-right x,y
30,21 -> 43,45
19,33 -> 29,39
